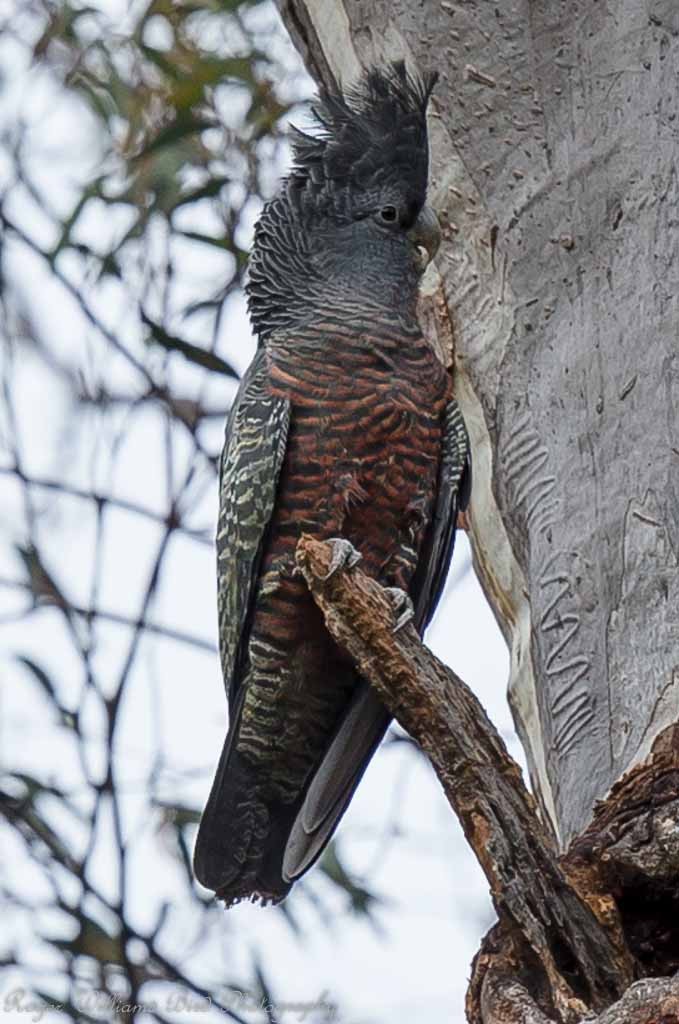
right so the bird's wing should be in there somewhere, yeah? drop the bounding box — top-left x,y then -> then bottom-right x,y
194,347 -> 290,892
410,397 -> 472,632
215,345 -> 291,709
283,396 -> 471,882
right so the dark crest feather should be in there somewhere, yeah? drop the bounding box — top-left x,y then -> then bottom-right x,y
290,61 -> 437,196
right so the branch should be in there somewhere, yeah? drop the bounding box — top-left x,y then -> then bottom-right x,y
0,466 -> 212,545
295,536 -> 634,1021
479,964 -> 679,1024
0,575 -> 215,653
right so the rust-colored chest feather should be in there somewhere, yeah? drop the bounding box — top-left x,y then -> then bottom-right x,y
263,329 -> 450,586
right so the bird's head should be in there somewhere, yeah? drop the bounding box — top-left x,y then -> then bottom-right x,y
247,62 -> 440,341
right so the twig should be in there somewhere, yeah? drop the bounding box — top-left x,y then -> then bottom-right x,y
0,466 -> 211,544
0,576 -> 216,653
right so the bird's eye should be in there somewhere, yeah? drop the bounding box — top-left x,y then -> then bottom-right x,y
379,205 -> 398,224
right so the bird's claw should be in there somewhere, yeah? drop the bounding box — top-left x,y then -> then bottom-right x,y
384,587 -> 415,633
320,538 -> 362,581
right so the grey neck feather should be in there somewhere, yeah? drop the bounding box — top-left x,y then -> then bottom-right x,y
246,186 -> 422,343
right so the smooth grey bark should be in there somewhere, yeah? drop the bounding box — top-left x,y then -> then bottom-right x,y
278,0 -> 679,847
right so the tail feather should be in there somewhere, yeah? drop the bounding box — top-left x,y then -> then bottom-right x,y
283,684 -> 390,882
193,682 -> 390,904
193,740 -> 291,906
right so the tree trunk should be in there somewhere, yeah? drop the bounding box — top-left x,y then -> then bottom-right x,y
278,0 -> 679,1018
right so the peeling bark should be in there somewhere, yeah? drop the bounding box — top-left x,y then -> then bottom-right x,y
567,724 -> 679,977
479,968 -> 679,1024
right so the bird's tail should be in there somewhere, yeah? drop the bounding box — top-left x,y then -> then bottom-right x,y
193,682 -> 389,905
193,708 -> 298,906
282,684 -> 389,882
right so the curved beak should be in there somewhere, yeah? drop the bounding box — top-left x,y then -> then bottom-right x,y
407,205 -> 441,270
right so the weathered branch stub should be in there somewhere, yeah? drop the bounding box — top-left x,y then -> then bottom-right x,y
295,536 -> 633,1022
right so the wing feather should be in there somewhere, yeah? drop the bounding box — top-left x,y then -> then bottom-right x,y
411,398 -> 471,632
216,347 -> 290,707
194,349 -> 290,892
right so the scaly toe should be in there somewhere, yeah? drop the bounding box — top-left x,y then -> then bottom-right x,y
320,538 -> 363,581
384,586 -> 415,633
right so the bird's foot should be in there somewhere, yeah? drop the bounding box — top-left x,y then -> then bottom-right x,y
383,587 -> 415,633
320,538 -> 362,580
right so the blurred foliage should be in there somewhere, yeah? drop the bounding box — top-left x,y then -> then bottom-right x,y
0,2 -> 381,1021
11,0 -> 292,357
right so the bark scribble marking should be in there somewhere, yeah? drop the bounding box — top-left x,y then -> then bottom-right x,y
539,555 -> 594,757
502,413 -> 558,537
502,413 -> 594,758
